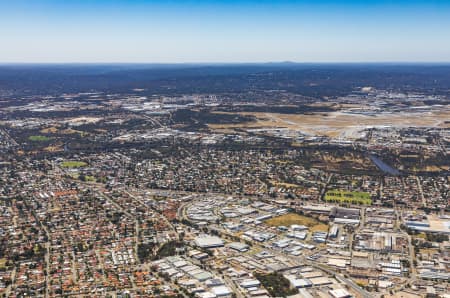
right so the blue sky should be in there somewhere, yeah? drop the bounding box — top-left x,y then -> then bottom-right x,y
1,0 -> 450,63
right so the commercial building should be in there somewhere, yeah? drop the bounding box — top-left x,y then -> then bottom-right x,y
194,235 -> 224,248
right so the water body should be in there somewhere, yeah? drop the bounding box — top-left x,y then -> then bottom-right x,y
370,154 -> 401,176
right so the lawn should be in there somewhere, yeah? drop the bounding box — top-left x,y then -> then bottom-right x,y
325,189 -> 372,205
415,232 -> 427,239
266,213 -> 328,231
61,161 -> 88,168
70,174 -> 96,182
83,175 -> 96,182
29,135 -> 52,142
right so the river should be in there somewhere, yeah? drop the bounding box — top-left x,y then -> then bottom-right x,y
370,154 -> 401,176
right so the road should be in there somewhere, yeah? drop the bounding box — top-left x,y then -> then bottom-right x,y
23,198 -> 52,298
320,173 -> 333,201
143,114 -> 165,128
406,234 -> 417,278
311,262 -> 372,298
415,176 -> 426,207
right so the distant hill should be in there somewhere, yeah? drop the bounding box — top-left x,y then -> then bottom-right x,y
0,63 -> 449,98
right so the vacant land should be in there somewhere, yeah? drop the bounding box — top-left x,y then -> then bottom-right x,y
269,180 -> 300,188
266,213 -> 328,231
44,145 -> 64,152
40,126 -> 59,133
61,161 -> 88,168
29,135 -> 52,142
70,173 -> 96,181
325,189 -> 372,205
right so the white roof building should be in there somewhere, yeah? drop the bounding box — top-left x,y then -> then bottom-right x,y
194,235 -> 224,248
211,286 -> 232,297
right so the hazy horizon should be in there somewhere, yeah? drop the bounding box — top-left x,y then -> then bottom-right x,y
0,61 -> 450,66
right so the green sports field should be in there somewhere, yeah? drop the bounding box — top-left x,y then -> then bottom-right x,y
29,135 -> 52,142
61,161 -> 88,168
325,189 -> 372,205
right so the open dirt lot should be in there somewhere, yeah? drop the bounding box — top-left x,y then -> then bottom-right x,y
265,213 -> 329,232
